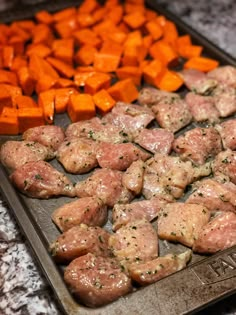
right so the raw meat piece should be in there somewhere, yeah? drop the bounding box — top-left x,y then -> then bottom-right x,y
64,253 -> 132,307
52,196 -> 108,232
10,160 -> 76,199
179,68 -> 217,94
152,98 -> 192,133
138,87 -> 180,107
112,196 -> 173,231
193,212 -> 236,253
212,149 -> 236,184
173,126 -> 222,165
134,128 -> 174,154
212,84 -> 236,117
185,92 -> 220,123
0,140 -> 50,171
122,160 -> 145,195
128,250 -> 191,285
96,142 -> 151,171
22,125 -> 65,158
109,219 -> 158,266
75,168 -> 134,207
49,224 -> 111,262
215,119 -> 236,150
56,138 -> 98,174
207,65 -> 236,88
157,202 -> 210,247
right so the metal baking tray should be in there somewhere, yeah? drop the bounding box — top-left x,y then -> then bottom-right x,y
0,1 -> 236,314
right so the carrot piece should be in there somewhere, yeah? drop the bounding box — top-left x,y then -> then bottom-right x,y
54,88 -> 78,114
67,93 -> 95,122
54,18 -> 78,39
92,7 -> 108,23
122,44 -> 147,67
123,11 -> 146,29
2,46 -> 14,69
78,0 -> 99,14
156,15 -> 167,28
116,66 -> 142,86
84,72 -> 111,94
92,20 -> 117,40
17,67 -> 36,95
38,89 -> 55,124
124,30 -> 143,48
52,7 -> 77,22
74,68 -> 97,87
162,20 -> 179,44
46,57 -> 75,79
35,10 -> 54,25
142,59 -> 164,86
0,88 -> 13,109
178,44 -> 203,59
184,56 -> 219,72
145,9 -> 158,21
93,52 -> 121,72
124,3 -> 145,14
26,43 -> 52,58
35,74 -> 57,94
176,35 -> 192,47
15,95 -> 37,109
0,84 -> 22,107
106,5 -> 124,25
93,89 -> 116,115
14,20 -> 36,33
107,30 -> 127,44
52,38 -> 74,65
8,36 -> 25,55
107,78 -> 139,103
0,70 -> 18,85
145,20 -> 163,40
29,54 -> 59,80
32,23 -> 54,46
142,35 -> 153,50
77,12 -> 96,28
149,40 -> 179,66
54,78 -> 76,89
9,22 -> 31,42
0,115 -> 19,135
156,69 -> 184,92
100,40 -> 123,57
73,28 -> 101,48
74,44 -> 98,66
1,106 -> 18,117
18,107 -> 45,133
10,56 -> 28,72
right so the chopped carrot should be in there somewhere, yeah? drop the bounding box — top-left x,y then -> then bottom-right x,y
52,7 -> 77,22
38,89 -> 55,124
100,40 -> 123,57
84,72 -> 111,94
9,22 -> 31,41
46,57 -> 75,78
106,5 -> 124,25
0,84 -> 22,107
184,56 -> 219,72
124,3 -> 145,14
107,78 -> 139,103
74,69 -> 97,87
10,56 -> 28,72
51,38 -> 74,65
93,52 -> 121,72
0,70 -> 18,85
17,67 -> 36,95
93,89 -> 116,115
74,44 -> 98,66
156,15 -> 167,28
54,18 -> 78,39
145,9 -> 158,21
73,28 -> 101,48
1,106 -> 18,119
156,69 -> 184,92
176,35 -> 192,47
162,20 -> 179,44
145,20 -> 163,40
35,74 -> 57,94
54,78 -> 76,88
122,44 -> 147,67
116,66 -> 142,86
0,88 -> 13,110
35,10 -> 54,25
78,0 -> 99,14
124,30 -> 143,48
142,35 -> 153,49
18,107 -> 45,133
77,13 -> 96,28
54,88 -> 78,114
2,46 -> 14,69
67,93 -> 95,122
123,11 -> 146,29
32,23 -> 54,46
14,20 -> 36,33
142,59 -> 164,86
149,40 -> 179,66
26,43 -> 52,58
178,44 -> 203,59
29,54 -> 59,80
15,95 -> 37,108
8,36 -> 25,55
0,115 -> 19,135
92,7 -> 107,24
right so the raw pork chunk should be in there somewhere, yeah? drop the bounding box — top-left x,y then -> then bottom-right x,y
64,253 -> 132,307
134,128 -> 174,154
157,202 -> 210,247
129,250 -> 191,285
138,87 -> 180,107
185,92 -> 220,123
173,126 -> 222,165
52,196 -> 108,232
10,160 -> 76,199
152,98 -> 192,133
56,138 -> 98,174
212,84 -> 236,117
96,142 -> 151,171
0,140 -> 50,171
122,160 -> 145,195
215,119 -> 236,150
75,168 -> 134,207
207,65 -> 236,88
212,149 -> 236,184
193,212 -> 236,253
49,224 -> 111,262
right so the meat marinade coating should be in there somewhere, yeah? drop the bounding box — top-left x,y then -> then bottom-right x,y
193,212 -> 236,254
50,224 -> 112,262
52,196 -> 108,232
10,160 -> 76,199
207,65 -> 236,87
212,149 -> 236,184
138,87 -> 180,107
212,84 -> 236,117
64,253 -> 132,307
215,119 -> 236,150
0,140 -> 50,171
122,160 -> 145,195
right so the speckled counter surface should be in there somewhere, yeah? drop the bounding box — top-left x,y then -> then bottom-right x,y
0,1 -> 236,314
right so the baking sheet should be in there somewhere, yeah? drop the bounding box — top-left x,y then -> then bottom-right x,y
0,1 -> 236,314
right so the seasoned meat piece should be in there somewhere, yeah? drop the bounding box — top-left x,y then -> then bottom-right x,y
138,86 -> 180,107
64,253 -> 132,307
112,196 -> 173,231
193,212 -> 236,254
50,224 -> 111,262
52,197 -> 108,232
0,140 -> 50,171
128,250 -> 191,285
102,102 -> 155,138
212,84 -> 236,117
96,142 -> 150,171
142,153 -> 211,199
10,160 -> 76,199
22,125 -> 65,158
173,126 -> 222,165
157,203 -> 210,247
122,160 -> 145,195
212,149 -> 236,184
207,65 -> 236,88
109,220 -> 158,266
134,128 -> 174,154
186,178 -> 236,213
65,117 -> 131,143
152,98 -> 192,133
185,92 -> 220,123
179,68 -> 217,94
56,138 -> 98,174
75,168 -> 134,207
215,119 -> 236,150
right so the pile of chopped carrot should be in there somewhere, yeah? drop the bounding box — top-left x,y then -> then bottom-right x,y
0,0 -> 219,134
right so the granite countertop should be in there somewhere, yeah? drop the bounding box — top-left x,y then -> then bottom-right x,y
0,0 -> 236,314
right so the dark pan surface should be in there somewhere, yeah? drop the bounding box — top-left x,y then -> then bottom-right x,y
0,1 -> 236,314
